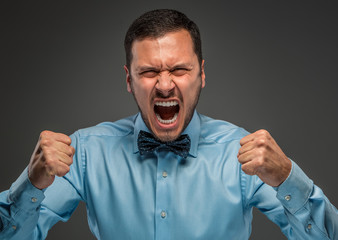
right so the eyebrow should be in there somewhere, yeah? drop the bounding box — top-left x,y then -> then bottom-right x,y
137,66 -> 160,72
169,63 -> 193,70
136,63 -> 193,72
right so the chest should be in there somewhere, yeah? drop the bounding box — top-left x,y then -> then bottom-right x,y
83,139 -> 251,239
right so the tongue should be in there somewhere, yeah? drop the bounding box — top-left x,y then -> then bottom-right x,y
155,105 -> 179,120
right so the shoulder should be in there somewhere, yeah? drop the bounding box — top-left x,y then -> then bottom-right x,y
73,114 -> 137,138
198,113 -> 249,143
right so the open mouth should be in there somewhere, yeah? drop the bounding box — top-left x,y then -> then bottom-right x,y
154,101 -> 179,124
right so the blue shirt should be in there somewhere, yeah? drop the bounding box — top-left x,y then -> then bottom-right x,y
0,111 -> 337,239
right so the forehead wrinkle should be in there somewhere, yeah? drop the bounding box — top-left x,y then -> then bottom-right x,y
132,30 -> 197,72
137,44 -> 165,72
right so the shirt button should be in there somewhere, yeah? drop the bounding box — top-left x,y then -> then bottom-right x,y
31,197 -> 37,203
162,171 -> 168,178
307,224 -> 312,230
12,225 -> 17,230
284,195 -> 291,201
161,211 -> 166,218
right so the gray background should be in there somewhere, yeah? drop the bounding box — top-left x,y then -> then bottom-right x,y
1,1 -> 337,239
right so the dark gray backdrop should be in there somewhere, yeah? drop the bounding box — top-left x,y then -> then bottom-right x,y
1,1 -> 337,239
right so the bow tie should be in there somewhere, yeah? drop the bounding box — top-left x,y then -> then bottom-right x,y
137,130 -> 191,158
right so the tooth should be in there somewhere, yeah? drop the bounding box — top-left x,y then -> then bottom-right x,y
155,101 -> 178,107
156,113 -> 178,124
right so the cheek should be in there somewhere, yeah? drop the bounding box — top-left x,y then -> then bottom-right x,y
179,78 -> 201,101
133,81 -> 154,105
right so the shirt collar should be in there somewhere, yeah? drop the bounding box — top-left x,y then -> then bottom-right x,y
133,111 -> 200,158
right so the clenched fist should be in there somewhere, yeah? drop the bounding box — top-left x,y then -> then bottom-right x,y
237,129 -> 292,187
28,130 -> 75,190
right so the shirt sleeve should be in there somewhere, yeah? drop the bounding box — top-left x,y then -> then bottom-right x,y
246,160 -> 338,239
0,131 -> 85,240
275,161 -> 338,239
0,168 -> 45,239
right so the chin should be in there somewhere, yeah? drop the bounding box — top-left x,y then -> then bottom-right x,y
155,131 -> 181,142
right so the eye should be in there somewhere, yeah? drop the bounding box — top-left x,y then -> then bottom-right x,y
141,70 -> 159,78
171,68 -> 188,76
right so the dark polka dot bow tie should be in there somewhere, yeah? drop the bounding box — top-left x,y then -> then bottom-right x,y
137,130 -> 191,158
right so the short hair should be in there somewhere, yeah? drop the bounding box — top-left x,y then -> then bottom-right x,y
124,9 -> 202,70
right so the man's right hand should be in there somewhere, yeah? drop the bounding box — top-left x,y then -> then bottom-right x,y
28,130 -> 75,190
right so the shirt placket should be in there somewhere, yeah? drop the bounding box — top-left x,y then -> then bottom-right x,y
155,150 -> 175,240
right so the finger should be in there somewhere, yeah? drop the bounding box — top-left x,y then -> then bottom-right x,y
240,129 -> 273,146
238,141 -> 256,156
47,161 -> 71,177
42,146 -> 73,168
237,150 -> 255,164
57,151 -> 73,166
53,141 -> 75,157
54,133 -> 72,145
241,160 -> 260,176
70,146 -> 75,156
239,133 -> 255,146
40,130 -> 72,145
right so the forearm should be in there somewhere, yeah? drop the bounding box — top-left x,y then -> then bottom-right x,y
0,168 -> 45,240
276,161 -> 338,239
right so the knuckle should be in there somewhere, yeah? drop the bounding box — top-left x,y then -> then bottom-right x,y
257,129 -> 269,137
256,129 -> 264,135
59,134 -> 71,145
258,148 -> 266,156
44,148 -> 54,157
256,157 -> 265,167
45,153 -> 58,164
256,138 -> 266,146
258,129 -> 267,135
70,146 -> 76,154
42,149 -> 50,158
66,136 -> 72,145
44,157 -> 54,166
40,131 -> 47,138
40,130 -> 52,139
66,146 -> 74,156
264,131 -> 271,139
64,155 -> 73,166
40,138 -> 51,147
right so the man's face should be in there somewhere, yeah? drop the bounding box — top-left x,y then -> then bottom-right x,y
124,29 -> 205,142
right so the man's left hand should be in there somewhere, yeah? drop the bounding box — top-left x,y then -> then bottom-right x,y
237,129 -> 292,187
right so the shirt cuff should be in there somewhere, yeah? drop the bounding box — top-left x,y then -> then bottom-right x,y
275,160 -> 313,214
8,167 -> 45,213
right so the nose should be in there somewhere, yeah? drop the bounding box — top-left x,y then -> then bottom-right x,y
155,71 -> 175,97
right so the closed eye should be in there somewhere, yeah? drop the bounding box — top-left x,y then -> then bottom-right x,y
170,68 -> 189,76
140,70 -> 159,78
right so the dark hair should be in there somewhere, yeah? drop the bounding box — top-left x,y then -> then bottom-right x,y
124,9 -> 202,70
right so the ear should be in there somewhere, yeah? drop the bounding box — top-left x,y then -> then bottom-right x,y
201,60 -> 206,88
124,65 -> 132,93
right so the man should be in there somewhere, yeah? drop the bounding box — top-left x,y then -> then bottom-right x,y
0,9 -> 337,239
